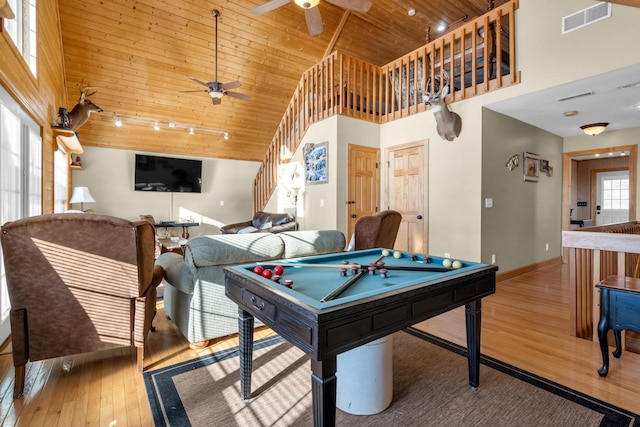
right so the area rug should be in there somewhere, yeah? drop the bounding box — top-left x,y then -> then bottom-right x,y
144,328 -> 639,426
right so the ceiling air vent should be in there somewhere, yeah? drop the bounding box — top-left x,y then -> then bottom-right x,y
562,2 -> 611,34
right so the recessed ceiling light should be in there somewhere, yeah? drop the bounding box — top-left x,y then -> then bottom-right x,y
564,110 -> 578,117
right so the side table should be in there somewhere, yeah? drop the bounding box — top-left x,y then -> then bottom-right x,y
595,275 -> 640,377
159,238 -> 187,256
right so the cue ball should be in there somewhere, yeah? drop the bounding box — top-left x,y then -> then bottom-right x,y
273,265 -> 284,275
452,260 -> 463,269
393,251 -> 402,259
442,258 -> 453,268
382,249 -> 390,257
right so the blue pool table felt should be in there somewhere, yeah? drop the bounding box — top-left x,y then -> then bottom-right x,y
229,248 -> 489,309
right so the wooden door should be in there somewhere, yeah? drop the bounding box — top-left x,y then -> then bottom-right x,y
347,145 -> 380,240
385,141 -> 428,253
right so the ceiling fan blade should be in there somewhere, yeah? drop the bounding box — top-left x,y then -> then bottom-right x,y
212,97 -> 223,105
179,89 -> 209,93
226,91 -> 252,101
325,0 -> 371,13
188,76 -> 211,88
251,0 -> 291,15
221,81 -> 242,90
305,7 -> 323,36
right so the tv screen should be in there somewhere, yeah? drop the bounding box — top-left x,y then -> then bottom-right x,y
134,154 -> 202,193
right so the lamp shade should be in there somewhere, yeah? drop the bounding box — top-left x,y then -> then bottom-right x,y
69,187 -> 96,211
69,187 -> 96,204
580,123 -> 608,136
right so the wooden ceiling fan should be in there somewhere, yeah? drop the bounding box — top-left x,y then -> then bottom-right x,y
251,0 -> 372,36
180,9 -> 251,105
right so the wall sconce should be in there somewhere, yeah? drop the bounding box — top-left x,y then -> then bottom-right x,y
580,123 -> 609,136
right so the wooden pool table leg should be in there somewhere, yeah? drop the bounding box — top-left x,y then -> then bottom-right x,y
310,357 -> 337,427
465,299 -> 481,389
238,309 -> 255,400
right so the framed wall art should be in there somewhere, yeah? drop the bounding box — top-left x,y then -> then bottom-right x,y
523,151 -> 540,182
303,141 -> 328,185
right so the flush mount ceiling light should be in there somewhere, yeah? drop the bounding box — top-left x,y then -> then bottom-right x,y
580,122 -> 609,136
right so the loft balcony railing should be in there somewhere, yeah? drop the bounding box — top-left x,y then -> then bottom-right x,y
253,0 -> 520,213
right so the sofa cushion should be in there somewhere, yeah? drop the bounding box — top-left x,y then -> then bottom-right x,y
184,233 -> 285,269
279,230 -> 346,259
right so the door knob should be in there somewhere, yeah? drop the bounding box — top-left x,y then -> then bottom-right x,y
351,214 -> 357,218
417,215 -> 423,220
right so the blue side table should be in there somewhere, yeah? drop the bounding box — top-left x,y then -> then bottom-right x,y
596,276 -> 640,377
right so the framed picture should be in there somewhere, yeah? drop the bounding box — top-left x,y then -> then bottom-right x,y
547,166 -> 554,177
303,141 -> 328,185
523,151 -> 540,182
540,159 -> 549,173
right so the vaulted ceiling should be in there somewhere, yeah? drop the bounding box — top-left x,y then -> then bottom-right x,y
58,0 -> 509,162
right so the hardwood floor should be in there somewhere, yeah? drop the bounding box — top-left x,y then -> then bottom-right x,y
0,262 -> 638,425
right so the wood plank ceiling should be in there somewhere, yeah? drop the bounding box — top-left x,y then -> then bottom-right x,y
58,0 -> 508,162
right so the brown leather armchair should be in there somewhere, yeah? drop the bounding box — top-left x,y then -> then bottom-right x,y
0,213 -> 163,398
351,210 -> 402,250
220,211 -> 296,234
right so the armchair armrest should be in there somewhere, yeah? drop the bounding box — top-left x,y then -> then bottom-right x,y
263,221 -> 297,234
220,220 -> 253,234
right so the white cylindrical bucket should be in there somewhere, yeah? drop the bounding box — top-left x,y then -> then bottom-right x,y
336,335 -> 393,415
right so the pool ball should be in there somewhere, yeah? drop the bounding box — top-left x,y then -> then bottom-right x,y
381,249 -> 390,257
452,260 -> 463,269
282,279 -> 294,288
393,251 -> 402,259
273,265 -> 284,275
261,269 -> 273,279
253,266 -> 264,275
442,258 -> 453,268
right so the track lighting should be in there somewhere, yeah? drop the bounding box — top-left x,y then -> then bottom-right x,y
112,114 -> 229,139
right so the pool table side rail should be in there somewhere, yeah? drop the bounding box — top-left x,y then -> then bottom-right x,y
225,265 -> 497,360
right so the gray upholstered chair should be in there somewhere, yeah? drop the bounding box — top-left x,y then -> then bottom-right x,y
0,213 -> 164,398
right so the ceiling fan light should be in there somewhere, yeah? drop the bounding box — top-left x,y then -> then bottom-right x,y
294,0 -> 320,9
580,122 -> 609,136
209,91 -> 224,99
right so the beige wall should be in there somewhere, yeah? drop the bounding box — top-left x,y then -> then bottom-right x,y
72,146 -> 259,237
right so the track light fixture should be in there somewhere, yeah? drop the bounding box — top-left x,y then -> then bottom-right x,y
112,114 -> 229,139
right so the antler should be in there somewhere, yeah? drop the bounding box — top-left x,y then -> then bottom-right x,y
78,82 -> 97,99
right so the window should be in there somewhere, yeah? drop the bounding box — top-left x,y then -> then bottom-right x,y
54,148 -> 68,213
0,84 -> 42,343
4,0 -> 38,77
603,178 -> 629,210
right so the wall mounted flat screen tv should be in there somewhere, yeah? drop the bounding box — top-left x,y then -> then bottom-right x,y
134,154 -> 202,193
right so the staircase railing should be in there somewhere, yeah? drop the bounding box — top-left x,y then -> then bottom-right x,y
253,0 -> 520,213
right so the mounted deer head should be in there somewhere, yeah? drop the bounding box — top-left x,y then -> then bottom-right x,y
423,72 -> 462,141
68,85 -> 103,131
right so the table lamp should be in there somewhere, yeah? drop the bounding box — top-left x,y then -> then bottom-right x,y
69,186 -> 96,211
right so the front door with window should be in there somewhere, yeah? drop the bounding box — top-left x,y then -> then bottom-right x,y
596,171 -> 630,225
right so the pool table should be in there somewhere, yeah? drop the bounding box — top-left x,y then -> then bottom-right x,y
224,248 -> 497,427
